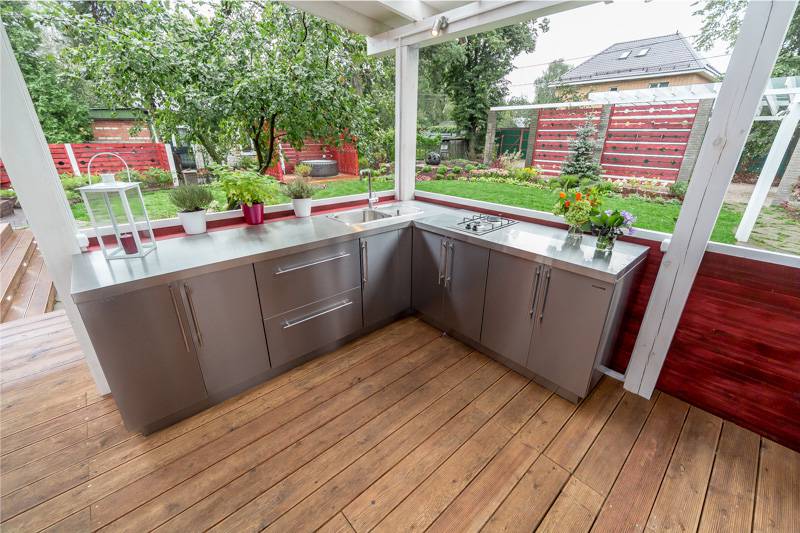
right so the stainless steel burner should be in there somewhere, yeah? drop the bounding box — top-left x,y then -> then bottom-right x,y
450,213 -> 517,235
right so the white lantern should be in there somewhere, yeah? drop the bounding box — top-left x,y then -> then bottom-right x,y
78,152 -> 157,260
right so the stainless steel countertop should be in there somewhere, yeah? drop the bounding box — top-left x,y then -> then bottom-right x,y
71,200 -> 649,303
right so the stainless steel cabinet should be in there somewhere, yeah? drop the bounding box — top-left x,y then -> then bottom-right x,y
526,267 -> 614,397
361,229 -> 411,328
480,251 -> 542,367
178,264 -> 271,397
77,284 -> 208,432
412,228 -> 490,341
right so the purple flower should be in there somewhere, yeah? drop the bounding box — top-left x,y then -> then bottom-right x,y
604,209 -> 613,216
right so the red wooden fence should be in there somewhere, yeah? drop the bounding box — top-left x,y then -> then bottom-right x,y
0,142 -> 171,186
527,102 -> 700,183
270,140 -> 359,181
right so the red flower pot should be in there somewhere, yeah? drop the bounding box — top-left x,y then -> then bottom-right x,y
241,203 -> 264,225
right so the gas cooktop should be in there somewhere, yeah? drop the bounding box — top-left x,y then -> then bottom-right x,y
450,213 -> 518,235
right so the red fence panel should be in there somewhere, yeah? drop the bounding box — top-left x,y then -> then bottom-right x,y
531,106 -> 603,177
70,143 -> 169,175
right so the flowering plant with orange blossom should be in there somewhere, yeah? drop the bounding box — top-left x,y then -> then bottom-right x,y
552,187 -> 602,231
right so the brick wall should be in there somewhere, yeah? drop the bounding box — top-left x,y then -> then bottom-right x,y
92,119 -> 153,143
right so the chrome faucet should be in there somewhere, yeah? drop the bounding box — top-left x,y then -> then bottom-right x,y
367,171 -> 378,209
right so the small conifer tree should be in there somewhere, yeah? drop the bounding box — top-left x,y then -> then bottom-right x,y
561,119 -> 602,178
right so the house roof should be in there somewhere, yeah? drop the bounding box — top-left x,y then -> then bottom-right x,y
556,32 -> 721,86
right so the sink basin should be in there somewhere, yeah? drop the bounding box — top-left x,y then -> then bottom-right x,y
328,205 -> 422,226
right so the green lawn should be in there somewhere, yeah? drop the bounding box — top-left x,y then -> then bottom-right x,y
70,179 -> 394,223
416,180 -> 743,244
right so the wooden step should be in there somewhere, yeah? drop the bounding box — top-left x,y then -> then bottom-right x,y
27,269 -> 57,318
0,229 -> 37,321
0,223 -> 12,243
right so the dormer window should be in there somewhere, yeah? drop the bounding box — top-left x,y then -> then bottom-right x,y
618,50 -> 631,59
636,48 -> 650,57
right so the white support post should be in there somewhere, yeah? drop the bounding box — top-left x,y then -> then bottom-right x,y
0,23 -> 110,394
735,100 -> 800,242
64,143 -> 81,175
164,142 -> 179,186
623,0 -> 797,398
394,45 -> 419,201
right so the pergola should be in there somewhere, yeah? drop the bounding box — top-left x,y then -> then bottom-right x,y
0,0 -> 796,397
489,76 -> 800,243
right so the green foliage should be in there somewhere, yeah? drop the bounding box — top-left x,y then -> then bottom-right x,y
451,166 -> 463,174
668,180 -> 690,199
218,170 -> 279,207
436,166 -> 448,176
464,164 -> 475,172
0,188 -> 17,198
533,59 -> 579,104
236,156 -> 259,172
549,175 -> 581,190
560,120 -> 602,178
590,209 -> 636,236
497,96 -> 532,129
142,168 -> 173,188
295,163 -> 312,178
421,165 -> 432,173
509,167 -> 540,182
421,20 -> 549,158
417,132 -> 442,156
283,177 -> 317,199
113,169 -> 142,183
168,185 -> 213,212
1,2 -> 92,143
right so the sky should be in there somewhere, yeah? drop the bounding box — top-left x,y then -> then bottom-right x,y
505,0 -> 733,100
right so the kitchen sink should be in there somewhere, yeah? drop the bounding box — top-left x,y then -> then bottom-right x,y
328,205 -> 422,226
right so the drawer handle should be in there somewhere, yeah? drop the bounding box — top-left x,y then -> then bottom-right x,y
183,284 -> 203,347
274,251 -> 350,276
539,269 -> 552,323
282,299 -> 353,329
530,265 -> 541,318
169,286 -> 191,352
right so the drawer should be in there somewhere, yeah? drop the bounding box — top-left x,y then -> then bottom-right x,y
255,240 -> 360,318
264,288 -> 363,368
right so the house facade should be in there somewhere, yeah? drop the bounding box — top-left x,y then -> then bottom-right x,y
554,33 -> 721,96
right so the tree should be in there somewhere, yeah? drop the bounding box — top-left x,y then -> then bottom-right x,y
497,95 -> 532,129
561,119 -> 601,178
1,2 -> 92,143
421,20 -> 549,159
534,59 -> 578,104
52,0 -> 373,171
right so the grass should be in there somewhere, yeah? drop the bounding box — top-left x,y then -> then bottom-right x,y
416,179 -> 744,244
70,179 -> 394,224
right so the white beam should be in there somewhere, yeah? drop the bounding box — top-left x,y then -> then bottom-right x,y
0,22 -> 110,394
283,1 -> 390,36
378,0 -> 437,21
394,45 -> 419,201
735,99 -> 800,242
368,0 -> 595,56
623,0 -> 797,399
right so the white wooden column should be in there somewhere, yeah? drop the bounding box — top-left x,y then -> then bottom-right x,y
0,23 -> 110,394
394,45 -> 419,201
735,100 -> 800,242
624,0 -> 797,398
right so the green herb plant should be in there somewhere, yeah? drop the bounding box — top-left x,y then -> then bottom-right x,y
168,184 -> 214,212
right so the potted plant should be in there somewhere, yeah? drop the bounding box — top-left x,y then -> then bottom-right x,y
552,189 -> 600,242
219,172 -> 278,225
283,176 -> 317,217
590,209 -> 636,253
169,185 -> 214,234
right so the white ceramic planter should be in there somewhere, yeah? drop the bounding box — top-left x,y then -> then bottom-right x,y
292,198 -> 313,218
178,209 -> 207,234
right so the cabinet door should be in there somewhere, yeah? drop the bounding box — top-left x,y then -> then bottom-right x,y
441,237 -> 490,341
481,251 -> 540,366
412,228 -> 446,324
526,267 -> 613,397
180,264 -> 271,396
77,285 -> 208,431
362,229 -> 411,328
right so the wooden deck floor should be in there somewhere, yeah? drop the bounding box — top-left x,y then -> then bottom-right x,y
0,312 -> 797,532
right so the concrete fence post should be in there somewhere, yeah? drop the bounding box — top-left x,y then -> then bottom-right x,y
525,109 -> 540,167
593,104 -> 613,166
677,99 -> 714,182
773,135 -> 800,205
483,110 -> 497,165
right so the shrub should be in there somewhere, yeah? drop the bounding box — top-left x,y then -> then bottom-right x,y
114,169 -> 143,182
142,167 -> 173,188
0,188 -> 16,198
169,185 -> 213,212
436,166 -> 448,178
358,156 -> 370,170
295,163 -> 312,178
218,170 -> 279,207
668,180 -> 689,199
549,175 -> 581,191
451,166 -> 463,174
464,164 -> 475,172
283,177 -> 317,199
421,165 -> 432,173
236,155 -> 258,171
510,167 -> 539,182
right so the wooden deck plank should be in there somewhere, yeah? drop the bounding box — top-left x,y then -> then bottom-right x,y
318,512 -> 356,533
698,422 -> 760,533
591,394 -> 689,533
646,407 -> 723,532
3,250 -> 44,323
573,391 -> 658,496
537,476 -> 604,533
753,439 -> 800,533
98,334 -> 464,531
543,377 -> 625,472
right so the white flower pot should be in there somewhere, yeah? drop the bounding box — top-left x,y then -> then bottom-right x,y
178,209 -> 207,234
292,198 -> 312,218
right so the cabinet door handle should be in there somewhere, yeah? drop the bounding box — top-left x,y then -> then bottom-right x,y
274,251 -> 350,276
169,286 -> 191,352
282,299 -> 353,329
361,241 -> 368,284
445,242 -> 455,288
529,265 -> 541,318
438,239 -> 447,285
539,268 -> 552,323
183,284 -> 203,347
